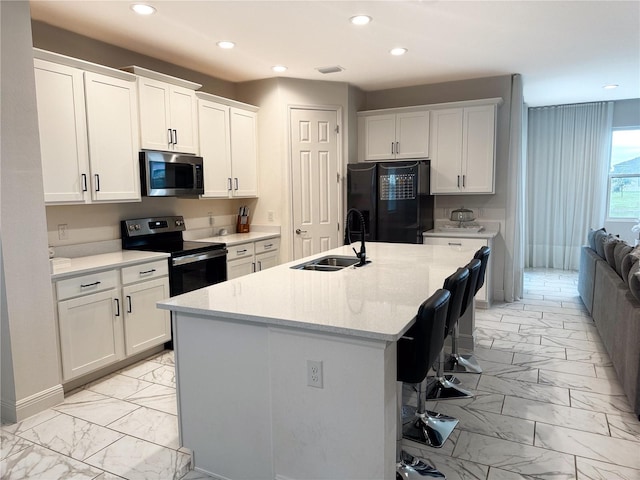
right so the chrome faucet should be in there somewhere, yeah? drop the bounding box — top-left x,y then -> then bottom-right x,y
344,208 -> 369,267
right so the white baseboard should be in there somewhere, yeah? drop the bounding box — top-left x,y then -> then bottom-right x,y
1,383 -> 64,423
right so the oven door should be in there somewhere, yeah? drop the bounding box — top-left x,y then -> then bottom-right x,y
170,249 -> 227,296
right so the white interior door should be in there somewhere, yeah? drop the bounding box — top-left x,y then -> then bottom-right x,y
291,108 -> 340,260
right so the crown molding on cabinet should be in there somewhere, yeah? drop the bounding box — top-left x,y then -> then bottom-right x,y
33,48 -> 137,82
121,65 -> 202,91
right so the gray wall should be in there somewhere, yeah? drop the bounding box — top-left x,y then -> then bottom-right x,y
1,1 -> 63,422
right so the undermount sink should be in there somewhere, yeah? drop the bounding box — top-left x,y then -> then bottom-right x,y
292,255 -> 360,272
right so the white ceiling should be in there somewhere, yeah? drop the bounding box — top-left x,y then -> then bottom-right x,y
29,0 -> 640,107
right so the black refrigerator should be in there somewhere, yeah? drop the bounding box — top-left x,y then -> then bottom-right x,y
346,160 -> 434,244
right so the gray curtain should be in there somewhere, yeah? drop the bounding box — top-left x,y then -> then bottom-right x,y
526,102 -> 613,270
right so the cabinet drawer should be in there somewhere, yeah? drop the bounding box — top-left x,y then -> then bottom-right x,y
227,242 -> 255,260
423,237 -> 487,250
57,269 -> 118,301
121,259 -> 169,285
255,237 -> 280,254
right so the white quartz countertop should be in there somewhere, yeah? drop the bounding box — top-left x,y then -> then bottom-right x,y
51,250 -> 170,280
194,231 -> 280,246
423,229 -> 498,239
158,242 -> 477,342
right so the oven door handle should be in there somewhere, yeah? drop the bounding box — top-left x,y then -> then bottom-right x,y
172,249 -> 228,267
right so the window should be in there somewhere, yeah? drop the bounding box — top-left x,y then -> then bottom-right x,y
607,128 -> 640,219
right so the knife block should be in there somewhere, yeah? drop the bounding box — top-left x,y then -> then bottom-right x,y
236,215 -> 250,233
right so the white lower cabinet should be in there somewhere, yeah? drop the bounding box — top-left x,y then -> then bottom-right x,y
55,259 -> 170,382
226,237 -> 280,280
58,289 -> 124,381
122,277 -> 170,356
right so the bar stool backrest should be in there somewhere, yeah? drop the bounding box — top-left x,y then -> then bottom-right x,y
473,246 -> 491,295
460,259 -> 481,317
442,267 -> 469,338
396,289 -> 451,385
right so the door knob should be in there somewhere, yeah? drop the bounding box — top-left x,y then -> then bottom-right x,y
295,229 -> 307,235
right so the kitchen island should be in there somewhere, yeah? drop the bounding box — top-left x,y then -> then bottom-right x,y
158,242 -> 478,480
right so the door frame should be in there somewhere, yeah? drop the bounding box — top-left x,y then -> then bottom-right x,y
287,104 -> 344,261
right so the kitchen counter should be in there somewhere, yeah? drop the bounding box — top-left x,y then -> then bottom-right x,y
193,231 -> 279,246
50,250 -> 169,280
159,242 -> 478,480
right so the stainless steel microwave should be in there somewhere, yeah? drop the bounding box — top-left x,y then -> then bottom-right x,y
140,151 -> 204,197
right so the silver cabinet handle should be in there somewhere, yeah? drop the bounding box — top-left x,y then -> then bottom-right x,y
237,249 -> 247,255
227,178 -> 232,191
172,129 -> 178,145
81,174 -> 88,192
257,261 -> 262,271
264,243 -> 273,249
295,229 -> 307,235
234,178 -> 239,190
457,175 -> 460,188
168,129 -> 173,145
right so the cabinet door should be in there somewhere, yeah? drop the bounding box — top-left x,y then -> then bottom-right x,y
122,277 -> 171,356
138,76 -> 172,151
230,108 -> 258,197
58,289 -> 124,381
169,85 -> 199,154
462,105 -> 496,194
34,59 -> 90,204
255,250 -> 279,272
227,256 -> 255,280
199,100 -> 232,197
364,115 -> 396,161
84,72 -> 141,202
395,111 -> 429,159
429,109 -> 464,194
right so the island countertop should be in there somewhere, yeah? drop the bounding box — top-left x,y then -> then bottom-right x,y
158,242 -> 477,342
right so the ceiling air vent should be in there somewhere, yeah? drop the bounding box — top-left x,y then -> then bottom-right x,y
316,66 -> 345,74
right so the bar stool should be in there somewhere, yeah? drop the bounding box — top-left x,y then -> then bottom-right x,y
396,289 -> 450,478
445,258 -> 483,374
426,267 -> 474,400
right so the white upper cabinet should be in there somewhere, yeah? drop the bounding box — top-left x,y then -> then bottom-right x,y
84,72 -> 140,201
430,103 -> 497,194
197,92 -> 258,198
34,59 -> 90,203
131,67 -> 200,154
34,50 -> 141,205
361,110 -> 429,161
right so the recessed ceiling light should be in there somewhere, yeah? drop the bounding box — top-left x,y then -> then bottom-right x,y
272,65 -> 287,73
350,15 -> 372,25
217,41 -> 235,49
603,84 -> 619,90
390,47 -> 408,56
130,4 -> 156,15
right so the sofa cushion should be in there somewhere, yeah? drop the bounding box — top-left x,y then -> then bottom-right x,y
629,262 -> 640,302
604,237 -> 623,269
622,247 -> 640,284
588,227 -> 605,251
594,230 -> 609,258
614,243 -> 633,277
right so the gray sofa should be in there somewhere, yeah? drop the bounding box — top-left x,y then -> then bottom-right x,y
578,234 -> 640,419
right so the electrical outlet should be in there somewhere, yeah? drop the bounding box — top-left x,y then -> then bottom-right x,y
268,210 -> 274,222
208,212 -> 214,226
57,224 -> 68,240
307,360 -> 323,388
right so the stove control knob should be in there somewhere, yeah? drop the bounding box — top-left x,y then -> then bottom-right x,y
128,224 -> 135,231
134,224 -> 141,230
175,219 -> 184,226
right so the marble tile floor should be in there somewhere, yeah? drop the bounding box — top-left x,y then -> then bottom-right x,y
2,269 -> 639,479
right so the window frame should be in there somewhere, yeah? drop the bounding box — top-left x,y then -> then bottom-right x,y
606,127 -> 640,221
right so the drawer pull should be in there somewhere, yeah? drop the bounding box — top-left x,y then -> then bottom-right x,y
264,244 -> 273,249
80,281 -> 101,288
237,249 -> 247,255
139,268 -> 156,275
448,242 -> 462,246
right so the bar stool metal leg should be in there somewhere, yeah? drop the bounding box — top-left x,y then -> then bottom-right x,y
444,322 -> 483,374
426,349 -> 473,400
396,383 -> 445,479
402,378 -> 459,448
